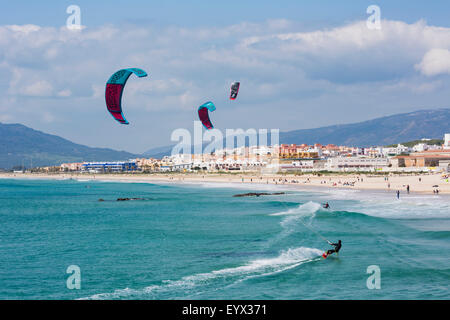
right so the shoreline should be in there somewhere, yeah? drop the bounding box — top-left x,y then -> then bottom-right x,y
1,172 -> 449,195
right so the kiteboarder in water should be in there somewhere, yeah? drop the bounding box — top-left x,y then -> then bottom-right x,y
323,240 -> 342,258
323,202 -> 330,209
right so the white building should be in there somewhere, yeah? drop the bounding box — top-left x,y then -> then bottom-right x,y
171,153 -> 193,165
326,157 -> 389,170
381,144 -> 411,156
280,160 -> 315,171
250,145 -> 276,156
444,134 -> 450,150
439,160 -> 450,172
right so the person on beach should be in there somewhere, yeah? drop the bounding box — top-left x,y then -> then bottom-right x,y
396,190 -> 400,199
326,240 -> 342,256
407,185 -> 410,194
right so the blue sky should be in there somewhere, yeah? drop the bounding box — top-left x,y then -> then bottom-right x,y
1,1 -> 450,153
3,1 -> 450,28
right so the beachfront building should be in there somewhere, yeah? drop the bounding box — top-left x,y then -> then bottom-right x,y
81,161 -> 138,173
439,160 -> 450,172
170,154 -> 193,171
321,144 -> 341,157
279,160 -> 315,172
172,163 -> 193,171
159,165 -> 173,172
413,143 -> 431,152
134,158 -> 161,172
278,144 -> 320,159
249,145 -> 276,157
381,144 -> 411,156
392,150 -> 450,168
444,134 -> 450,150
326,157 -> 389,171
60,162 -> 83,172
360,147 -> 383,158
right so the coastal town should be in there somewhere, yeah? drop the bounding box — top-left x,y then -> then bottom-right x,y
49,133 -> 450,175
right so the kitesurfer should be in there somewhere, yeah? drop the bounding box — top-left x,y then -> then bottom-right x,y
323,202 -> 330,209
326,240 -> 342,256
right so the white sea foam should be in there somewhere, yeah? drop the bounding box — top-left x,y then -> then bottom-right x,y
270,201 -> 322,217
80,246 -> 322,300
317,188 -> 450,219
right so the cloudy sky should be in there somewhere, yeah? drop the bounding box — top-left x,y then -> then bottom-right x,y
1,1 -> 450,153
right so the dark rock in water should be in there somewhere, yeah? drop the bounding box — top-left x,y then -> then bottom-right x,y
116,197 -> 146,201
233,192 -> 285,198
99,197 -> 151,202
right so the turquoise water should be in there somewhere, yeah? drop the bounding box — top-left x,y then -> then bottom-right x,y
0,178 -> 449,300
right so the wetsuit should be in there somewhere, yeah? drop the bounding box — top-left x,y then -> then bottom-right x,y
326,241 -> 342,255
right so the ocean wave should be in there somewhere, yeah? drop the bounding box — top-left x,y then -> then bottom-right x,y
80,246 -> 322,300
314,188 -> 450,219
354,198 -> 450,219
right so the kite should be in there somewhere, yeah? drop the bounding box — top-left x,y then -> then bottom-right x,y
105,68 -> 148,125
198,101 -> 216,130
230,82 -> 240,100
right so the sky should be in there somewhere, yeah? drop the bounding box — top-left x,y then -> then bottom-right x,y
1,1 -> 450,153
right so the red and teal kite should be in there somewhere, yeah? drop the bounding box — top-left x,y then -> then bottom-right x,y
105,68 -> 148,125
198,101 -> 216,130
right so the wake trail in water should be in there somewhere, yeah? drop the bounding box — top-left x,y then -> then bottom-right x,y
81,246 -> 322,300
266,201 -> 325,247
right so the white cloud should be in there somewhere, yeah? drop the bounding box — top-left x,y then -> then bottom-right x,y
42,112 -> 56,123
6,24 -> 41,33
1,19 -> 450,151
22,80 -> 53,97
415,48 -> 450,76
57,89 -> 72,97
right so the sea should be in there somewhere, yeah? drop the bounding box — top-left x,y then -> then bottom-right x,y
0,177 -> 449,300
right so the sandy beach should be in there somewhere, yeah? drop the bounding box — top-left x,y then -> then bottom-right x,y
1,171 -> 449,195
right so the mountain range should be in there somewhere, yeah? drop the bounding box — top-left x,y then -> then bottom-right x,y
0,123 -> 139,169
0,108 -> 449,169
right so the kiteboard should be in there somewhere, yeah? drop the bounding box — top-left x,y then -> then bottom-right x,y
322,252 -> 339,259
